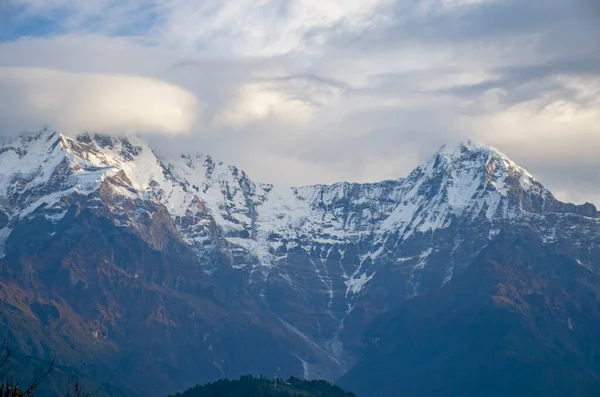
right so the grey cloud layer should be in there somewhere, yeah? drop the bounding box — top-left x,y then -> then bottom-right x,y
0,0 -> 599,204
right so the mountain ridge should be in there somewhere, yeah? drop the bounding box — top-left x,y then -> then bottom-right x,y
1,128 -> 599,395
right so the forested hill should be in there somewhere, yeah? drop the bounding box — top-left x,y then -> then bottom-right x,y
166,375 -> 357,397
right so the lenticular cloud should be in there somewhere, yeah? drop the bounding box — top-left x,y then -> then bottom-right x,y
0,67 -> 199,137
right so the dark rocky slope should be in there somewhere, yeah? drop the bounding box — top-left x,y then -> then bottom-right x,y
340,232 -> 600,397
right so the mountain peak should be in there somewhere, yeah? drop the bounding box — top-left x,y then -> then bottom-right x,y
437,140 -> 529,172
424,139 -> 539,197
2,130 -> 596,228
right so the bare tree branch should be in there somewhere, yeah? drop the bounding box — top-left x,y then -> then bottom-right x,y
0,337 -> 12,381
66,379 -> 94,397
22,352 -> 55,396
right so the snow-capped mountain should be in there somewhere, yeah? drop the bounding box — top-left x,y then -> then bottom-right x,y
0,129 -> 599,395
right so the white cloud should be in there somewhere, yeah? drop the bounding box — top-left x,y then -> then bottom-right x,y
468,75 -> 600,163
0,67 -> 200,136
213,76 -> 345,128
9,0 -> 392,54
215,83 -> 315,127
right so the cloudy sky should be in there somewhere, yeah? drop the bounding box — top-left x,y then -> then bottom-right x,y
0,0 -> 599,204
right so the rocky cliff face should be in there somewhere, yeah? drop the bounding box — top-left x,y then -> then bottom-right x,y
0,129 -> 599,395
339,232 -> 600,397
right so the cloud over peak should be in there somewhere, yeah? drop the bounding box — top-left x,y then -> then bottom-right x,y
0,67 -> 199,137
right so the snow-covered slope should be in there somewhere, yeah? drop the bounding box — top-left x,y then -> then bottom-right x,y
1,129 -> 599,378
0,130 -> 271,264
